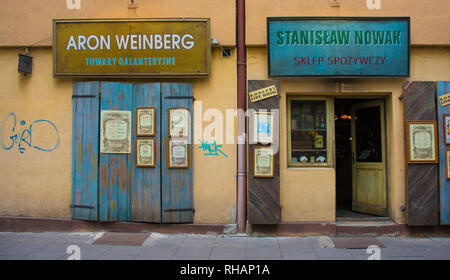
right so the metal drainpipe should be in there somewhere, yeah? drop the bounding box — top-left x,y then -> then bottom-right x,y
236,0 -> 247,233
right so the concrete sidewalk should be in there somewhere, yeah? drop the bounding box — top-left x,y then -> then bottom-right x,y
0,232 -> 449,260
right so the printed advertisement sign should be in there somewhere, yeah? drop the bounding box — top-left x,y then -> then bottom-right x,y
268,17 -> 410,77
54,19 -> 210,77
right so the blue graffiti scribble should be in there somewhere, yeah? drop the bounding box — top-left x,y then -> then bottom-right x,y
198,139 -> 228,158
0,112 -> 60,154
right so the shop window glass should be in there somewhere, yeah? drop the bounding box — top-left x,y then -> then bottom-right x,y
355,106 -> 382,162
288,98 -> 330,167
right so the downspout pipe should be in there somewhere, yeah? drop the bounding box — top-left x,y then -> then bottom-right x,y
236,0 -> 247,233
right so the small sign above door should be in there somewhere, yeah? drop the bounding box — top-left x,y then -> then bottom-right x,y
53,19 -> 211,77
248,85 -> 278,102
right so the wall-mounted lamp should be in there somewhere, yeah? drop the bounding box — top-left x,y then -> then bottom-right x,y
18,49 -> 32,76
211,38 -> 220,46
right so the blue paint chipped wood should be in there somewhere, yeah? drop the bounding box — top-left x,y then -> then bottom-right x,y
72,82 -> 193,223
71,82 -> 100,221
99,82 -> 133,222
161,83 -> 194,223
437,81 -> 450,225
131,83 -> 162,223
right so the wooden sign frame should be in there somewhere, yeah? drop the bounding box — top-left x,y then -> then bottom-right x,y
253,146 -> 275,178
136,138 -> 156,168
169,107 -> 190,138
406,120 -> 438,163
136,107 -> 156,137
443,114 -> 450,144
168,139 -> 189,169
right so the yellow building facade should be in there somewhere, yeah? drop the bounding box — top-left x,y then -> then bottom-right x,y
0,0 -> 449,233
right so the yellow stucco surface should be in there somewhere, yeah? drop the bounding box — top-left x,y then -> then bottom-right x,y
0,0 -> 236,47
247,46 -> 450,223
246,0 -> 450,46
0,47 -> 237,224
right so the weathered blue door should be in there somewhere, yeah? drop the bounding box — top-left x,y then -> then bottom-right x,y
437,81 -> 450,225
71,82 -> 100,221
99,82 -> 133,222
161,83 -> 194,223
131,83 -> 162,223
71,82 -> 193,223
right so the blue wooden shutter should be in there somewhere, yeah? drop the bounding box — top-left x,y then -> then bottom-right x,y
99,82 -> 133,222
131,83 -> 162,223
161,83 -> 194,223
437,81 -> 450,225
71,82 -> 100,221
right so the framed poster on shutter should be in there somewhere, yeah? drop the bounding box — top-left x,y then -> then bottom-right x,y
136,138 -> 156,168
168,139 -> 189,168
136,107 -> 156,137
169,108 -> 190,138
100,110 -> 132,154
253,146 -> 275,178
406,121 -> 438,163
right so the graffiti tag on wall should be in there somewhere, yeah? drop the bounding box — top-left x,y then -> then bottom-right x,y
0,112 -> 60,154
198,139 -> 228,158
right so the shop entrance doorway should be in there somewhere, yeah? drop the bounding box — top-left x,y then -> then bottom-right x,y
335,98 -> 388,220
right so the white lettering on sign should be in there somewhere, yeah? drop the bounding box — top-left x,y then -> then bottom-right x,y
66,34 -> 195,51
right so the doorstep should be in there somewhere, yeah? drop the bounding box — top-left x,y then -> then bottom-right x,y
336,220 -> 399,237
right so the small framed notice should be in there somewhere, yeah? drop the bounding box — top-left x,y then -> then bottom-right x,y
169,108 -> 190,138
168,139 -> 189,168
136,138 -> 156,168
446,149 -> 450,179
253,111 -> 275,144
136,107 -> 156,137
253,146 -> 275,178
100,110 -> 132,154
406,121 -> 438,163
444,114 -> 450,144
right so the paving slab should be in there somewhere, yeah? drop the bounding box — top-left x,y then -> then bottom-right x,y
313,248 -> 354,259
214,236 -> 247,248
175,245 -> 214,258
23,251 -> 67,260
281,250 -> 318,260
376,237 -> 406,247
99,253 -> 137,260
107,245 -> 144,256
423,249 -> 450,260
137,242 -> 179,260
246,239 -> 281,259
0,239 -> 52,257
209,246 -> 246,260
78,244 -> 114,260
381,247 -> 424,258
0,238 -> 25,251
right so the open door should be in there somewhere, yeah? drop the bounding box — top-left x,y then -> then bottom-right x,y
351,100 -> 387,216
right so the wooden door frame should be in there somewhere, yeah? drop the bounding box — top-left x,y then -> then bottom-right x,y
351,99 -> 387,216
333,96 -> 391,220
